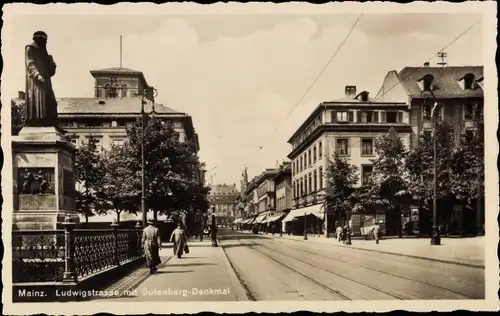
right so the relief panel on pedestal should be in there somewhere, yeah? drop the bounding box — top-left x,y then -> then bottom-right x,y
15,167 -> 56,210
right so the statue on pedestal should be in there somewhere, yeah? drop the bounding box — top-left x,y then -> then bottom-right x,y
25,31 -> 58,127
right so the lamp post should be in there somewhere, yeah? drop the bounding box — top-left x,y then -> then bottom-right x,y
141,86 -> 158,228
430,100 -> 441,245
211,209 -> 218,247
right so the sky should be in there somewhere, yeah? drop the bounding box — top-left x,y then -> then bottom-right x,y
2,5 -> 485,190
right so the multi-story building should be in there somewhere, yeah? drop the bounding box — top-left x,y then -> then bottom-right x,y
253,168 -> 280,226
56,67 -> 200,153
284,85 -> 412,236
376,64 -> 484,235
208,184 -> 239,226
11,66 -> 203,223
270,162 -> 292,232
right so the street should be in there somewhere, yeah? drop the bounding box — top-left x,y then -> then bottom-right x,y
219,229 -> 485,301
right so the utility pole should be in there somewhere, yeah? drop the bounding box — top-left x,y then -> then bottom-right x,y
430,101 -> 441,245
437,52 -> 447,67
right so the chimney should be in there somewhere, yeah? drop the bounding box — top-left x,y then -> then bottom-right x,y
423,62 -> 430,67
18,91 -> 26,100
345,85 -> 356,97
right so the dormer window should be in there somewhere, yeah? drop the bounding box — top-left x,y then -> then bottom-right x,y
458,73 -> 476,90
417,74 -> 435,91
355,91 -> 370,102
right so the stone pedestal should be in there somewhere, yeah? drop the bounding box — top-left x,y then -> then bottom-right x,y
12,126 -> 79,231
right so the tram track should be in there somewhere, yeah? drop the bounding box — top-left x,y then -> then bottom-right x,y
268,238 -> 481,299
235,237 -> 476,300
238,239 -> 404,300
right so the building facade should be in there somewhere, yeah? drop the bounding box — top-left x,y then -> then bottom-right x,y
272,163 -> 293,232
11,66 -> 203,223
253,168 -> 280,225
208,184 -> 239,226
284,85 -> 413,236
376,64 -> 484,235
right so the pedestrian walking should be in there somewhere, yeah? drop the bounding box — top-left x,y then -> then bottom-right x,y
336,225 -> 343,242
373,224 -> 381,244
142,219 -> 162,274
170,223 -> 189,258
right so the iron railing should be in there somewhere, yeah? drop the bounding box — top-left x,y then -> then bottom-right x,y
12,219 -> 143,283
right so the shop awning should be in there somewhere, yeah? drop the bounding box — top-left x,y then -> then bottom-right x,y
282,204 -> 325,223
265,213 -> 286,223
255,213 -> 268,224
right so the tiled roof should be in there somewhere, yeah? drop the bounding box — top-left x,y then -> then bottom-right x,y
330,91 -> 377,103
397,66 -> 484,99
90,67 -> 143,74
57,97 -> 182,115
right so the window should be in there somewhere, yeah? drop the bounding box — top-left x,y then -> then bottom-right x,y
300,156 -> 303,171
308,173 -> 312,193
464,104 -> 474,120
362,165 -> 374,186
313,170 -> 317,192
319,141 -> 323,158
319,167 -> 323,190
386,111 -> 398,123
360,111 -> 373,123
112,138 -> 125,146
463,74 -> 475,90
304,176 -> 308,195
336,111 -> 348,122
420,74 -> 434,91
121,85 -> 128,98
336,138 -> 349,155
308,149 -> 312,166
464,129 -> 474,144
300,178 -> 304,196
313,146 -> 317,162
423,104 -> 432,119
361,139 -> 374,156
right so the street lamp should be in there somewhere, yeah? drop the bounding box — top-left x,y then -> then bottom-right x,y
141,86 -> 158,228
430,99 -> 441,246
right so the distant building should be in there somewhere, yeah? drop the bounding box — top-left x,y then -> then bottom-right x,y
252,168 -> 280,225
285,85 -> 412,236
208,183 -> 239,226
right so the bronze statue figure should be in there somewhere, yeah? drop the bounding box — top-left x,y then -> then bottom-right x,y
25,31 -> 58,127
19,169 -> 35,194
36,170 -> 54,194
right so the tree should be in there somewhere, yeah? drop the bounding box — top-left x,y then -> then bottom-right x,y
12,99 -> 25,136
450,109 -> 484,210
120,115 -> 210,220
74,137 -> 106,223
361,128 -> 410,232
405,120 -> 456,211
325,152 -> 359,227
100,144 -> 139,223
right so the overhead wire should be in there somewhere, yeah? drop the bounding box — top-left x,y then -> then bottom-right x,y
374,18 -> 481,102
256,14 -> 364,153
245,16 -> 481,180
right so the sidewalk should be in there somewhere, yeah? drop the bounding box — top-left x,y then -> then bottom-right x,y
96,239 -> 249,301
256,232 -> 485,268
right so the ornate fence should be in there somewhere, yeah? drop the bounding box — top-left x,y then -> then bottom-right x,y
12,219 -> 144,283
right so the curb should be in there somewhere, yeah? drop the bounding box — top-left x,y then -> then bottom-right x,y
217,238 -> 253,301
260,234 -> 485,269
